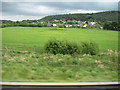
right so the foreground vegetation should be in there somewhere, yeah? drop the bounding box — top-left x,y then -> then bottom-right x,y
2,49 -> 118,82
2,27 -> 119,82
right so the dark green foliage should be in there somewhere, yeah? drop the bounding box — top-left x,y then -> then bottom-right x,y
81,41 -> 99,55
71,25 -> 76,28
1,20 -> 47,28
45,39 -> 99,55
103,21 -> 120,31
66,21 -> 74,24
40,11 -> 119,22
45,39 -> 81,55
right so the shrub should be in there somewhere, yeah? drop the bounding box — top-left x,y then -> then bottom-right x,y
45,39 -> 99,55
81,41 -> 99,55
45,39 -> 81,55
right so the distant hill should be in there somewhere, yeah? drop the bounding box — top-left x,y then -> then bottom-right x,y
39,11 -> 119,22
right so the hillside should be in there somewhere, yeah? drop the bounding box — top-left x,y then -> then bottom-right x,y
39,11 -> 119,22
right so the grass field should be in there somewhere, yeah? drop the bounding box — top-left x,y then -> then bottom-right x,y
2,50 -> 118,82
2,27 -> 119,82
2,27 -> 118,51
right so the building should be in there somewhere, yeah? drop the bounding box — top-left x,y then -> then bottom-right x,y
48,23 -> 52,26
54,19 -> 59,22
91,22 -> 96,25
32,22 -> 37,24
69,25 -> 72,27
52,23 -> 59,27
65,24 -> 69,28
83,24 -> 87,28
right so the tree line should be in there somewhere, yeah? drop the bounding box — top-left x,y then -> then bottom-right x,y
103,21 -> 120,31
40,11 -> 119,22
1,20 -> 47,28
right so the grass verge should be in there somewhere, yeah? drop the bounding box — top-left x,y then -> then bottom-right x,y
2,49 -> 118,82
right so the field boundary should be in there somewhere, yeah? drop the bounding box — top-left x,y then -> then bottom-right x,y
2,44 -> 38,52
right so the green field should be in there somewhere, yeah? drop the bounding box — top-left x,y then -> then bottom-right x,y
2,27 -> 118,51
2,51 -> 118,82
2,27 -> 119,82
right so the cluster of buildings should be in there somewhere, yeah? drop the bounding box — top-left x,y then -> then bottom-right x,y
31,19 -> 103,29
46,19 -> 98,28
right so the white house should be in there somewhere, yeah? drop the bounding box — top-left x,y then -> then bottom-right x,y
54,19 -> 59,22
65,24 -> 69,28
83,24 -> 87,28
91,22 -> 96,25
69,25 -> 72,27
100,27 -> 103,29
53,24 -> 57,27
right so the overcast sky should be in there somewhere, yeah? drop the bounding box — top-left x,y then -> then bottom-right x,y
1,0 -> 119,21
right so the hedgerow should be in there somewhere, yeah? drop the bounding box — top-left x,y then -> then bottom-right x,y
45,39 -> 99,55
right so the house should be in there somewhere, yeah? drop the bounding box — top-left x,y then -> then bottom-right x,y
32,22 -> 37,24
54,19 -> 59,22
53,24 -> 57,27
48,23 -> 52,26
77,24 -> 80,26
67,20 -> 71,22
52,23 -> 59,27
80,24 -> 83,28
100,27 -> 103,29
91,22 -> 96,25
78,21 -> 81,23
65,24 -> 72,27
73,20 -> 77,22
83,24 -> 87,28
65,24 -> 69,28
56,23 -> 59,26
62,21 -> 66,23
69,25 -> 72,27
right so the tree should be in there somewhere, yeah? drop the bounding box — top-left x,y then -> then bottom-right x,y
72,25 -> 76,28
38,23 -> 42,27
43,22 -> 47,27
19,21 -> 29,27
103,21 -> 119,31
66,21 -> 74,24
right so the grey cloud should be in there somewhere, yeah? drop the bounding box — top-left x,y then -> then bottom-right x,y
34,2 -> 118,11
2,2 -> 50,16
1,2 -> 118,20
2,2 -> 118,13
2,2 -> 23,15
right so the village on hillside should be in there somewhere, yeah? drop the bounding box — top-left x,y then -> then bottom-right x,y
35,19 -> 103,29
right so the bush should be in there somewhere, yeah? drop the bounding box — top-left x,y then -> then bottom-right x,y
81,41 -> 99,55
45,39 -> 81,55
45,39 -> 99,55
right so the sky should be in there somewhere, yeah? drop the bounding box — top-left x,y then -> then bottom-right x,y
1,0 -> 119,21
